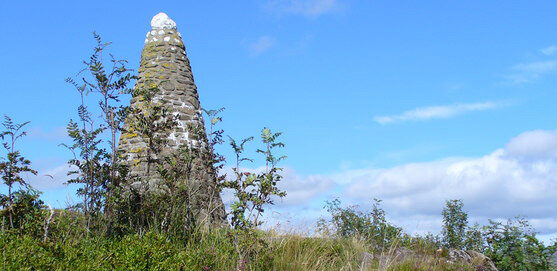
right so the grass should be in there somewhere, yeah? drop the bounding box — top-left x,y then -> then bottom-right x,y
0,229 -> 479,271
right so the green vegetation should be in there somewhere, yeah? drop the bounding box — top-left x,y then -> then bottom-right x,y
482,217 -> 557,271
317,198 -> 402,250
1,34 -> 556,270
439,200 -> 557,271
442,199 -> 468,250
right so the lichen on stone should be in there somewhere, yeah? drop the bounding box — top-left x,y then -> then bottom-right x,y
117,12 -> 226,227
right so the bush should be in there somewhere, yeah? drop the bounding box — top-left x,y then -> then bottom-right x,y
318,198 -> 402,250
442,199 -> 468,250
0,189 -> 46,237
483,217 -> 557,271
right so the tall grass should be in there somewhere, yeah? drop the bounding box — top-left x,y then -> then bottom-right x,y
270,235 -> 367,270
0,228 -> 480,271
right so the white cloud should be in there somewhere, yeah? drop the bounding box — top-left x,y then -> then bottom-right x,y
265,0 -> 343,18
505,130 -> 557,160
513,61 -> 557,74
248,36 -> 276,56
505,60 -> 557,84
257,129 -> 557,238
276,168 -> 334,205
221,166 -> 333,207
338,130 -> 557,235
373,101 -> 503,124
540,45 -> 557,56
219,166 -> 334,232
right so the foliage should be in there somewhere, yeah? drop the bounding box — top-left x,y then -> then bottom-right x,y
79,32 -> 135,229
154,146 -> 198,234
118,145 -> 205,237
439,200 -> 557,270
64,32 -> 134,234
0,116 -> 38,231
464,223 -> 484,252
482,217 -> 557,271
203,107 -> 227,201
222,127 -> 287,269
318,198 -> 402,250
79,32 -> 134,182
0,228 -> 484,271
62,90 -> 109,233
401,232 -> 443,254
442,199 -> 468,250
0,231 -> 235,271
110,79 -> 188,237
203,107 -> 226,173
0,189 -> 45,238
123,81 -> 177,175
3,29 -> 557,271
224,128 -> 286,230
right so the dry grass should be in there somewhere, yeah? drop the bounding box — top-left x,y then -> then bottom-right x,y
265,232 -> 476,271
269,234 -> 368,271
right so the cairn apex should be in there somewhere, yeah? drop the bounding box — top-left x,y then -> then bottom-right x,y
151,12 -> 177,30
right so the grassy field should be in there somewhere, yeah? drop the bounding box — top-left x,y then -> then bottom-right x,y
0,230 -> 478,271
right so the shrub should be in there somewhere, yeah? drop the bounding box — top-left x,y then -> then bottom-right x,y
318,198 -> 402,250
441,199 -> 468,250
483,217 -> 557,271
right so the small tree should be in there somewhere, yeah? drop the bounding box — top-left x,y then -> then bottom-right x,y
202,108 -> 227,224
223,127 -> 286,269
442,199 -> 468,249
62,92 -> 108,233
464,222 -> 484,251
225,128 -> 286,230
78,33 -> 134,221
64,32 -> 134,234
78,32 -> 134,185
0,116 -> 38,230
318,198 -> 370,238
318,198 -> 402,249
483,217 -> 557,271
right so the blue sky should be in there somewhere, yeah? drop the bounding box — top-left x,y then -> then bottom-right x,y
1,0 -> 557,240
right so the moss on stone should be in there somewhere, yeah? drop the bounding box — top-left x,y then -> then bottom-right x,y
122,132 -> 138,139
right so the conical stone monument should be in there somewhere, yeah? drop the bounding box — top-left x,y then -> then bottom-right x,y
118,12 -> 225,226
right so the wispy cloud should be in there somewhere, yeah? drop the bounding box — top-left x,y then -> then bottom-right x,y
248,36 -> 276,56
540,45 -> 557,56
503,45 -> 557,84
28,126 -> 68,141
505,60 -> 557,84
265,0 -> 344,18
373,101 -> 503,124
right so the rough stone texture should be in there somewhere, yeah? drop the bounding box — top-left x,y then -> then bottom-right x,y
447,249 -> 498,271
374,247 -> 416,269
359,252 -> 373,271
359,247 -> 498,271
118,13 -> 225,226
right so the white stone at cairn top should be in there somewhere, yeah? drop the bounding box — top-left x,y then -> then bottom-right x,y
151,12 -> 177,30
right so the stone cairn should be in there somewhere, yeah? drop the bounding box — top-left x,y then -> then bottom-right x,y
118,12 -> 225,226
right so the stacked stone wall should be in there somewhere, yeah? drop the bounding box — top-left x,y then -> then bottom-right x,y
118,13 -> 225,226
